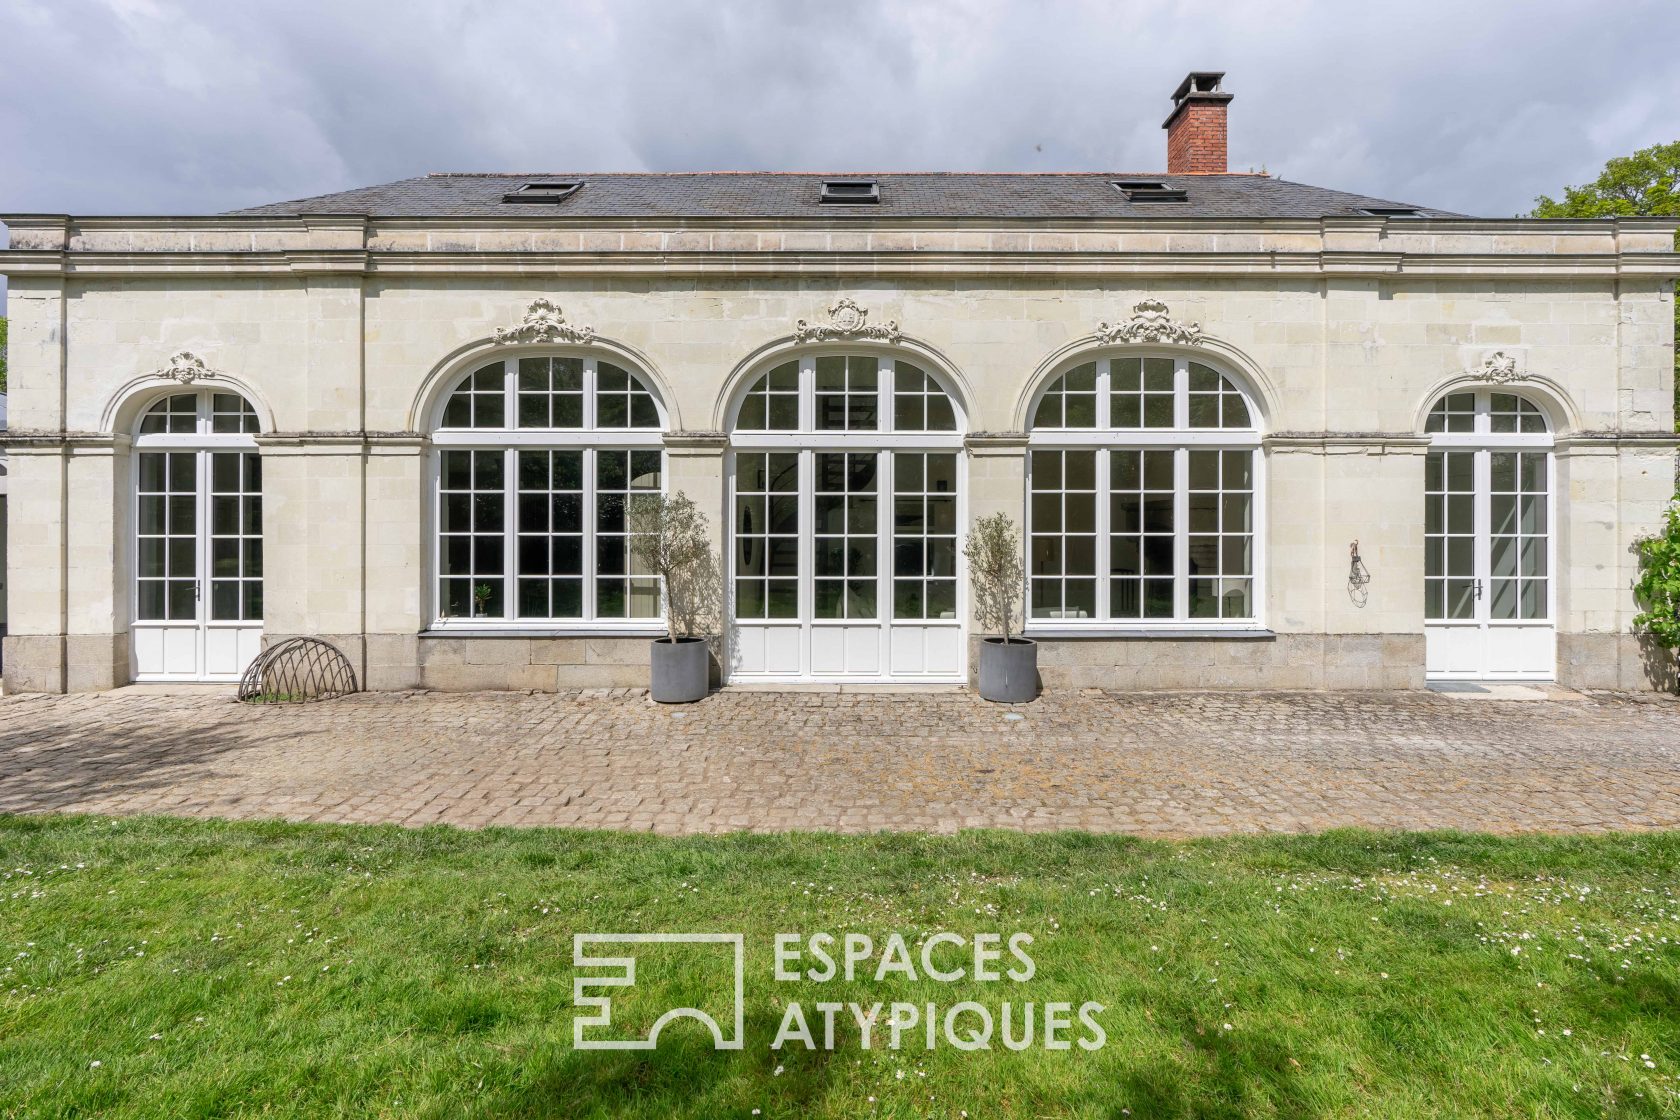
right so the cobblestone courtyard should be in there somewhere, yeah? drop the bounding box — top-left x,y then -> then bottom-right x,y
1,687 -> 1677,836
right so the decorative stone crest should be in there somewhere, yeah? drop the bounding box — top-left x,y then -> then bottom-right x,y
493,298 -> 595,345
1469,350 -> 1527,384
155,351 -> 217,384
1094,299 -> 1204,345
795,297 -> 901,343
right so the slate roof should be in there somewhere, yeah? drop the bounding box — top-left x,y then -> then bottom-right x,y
228,172 -> 1465,221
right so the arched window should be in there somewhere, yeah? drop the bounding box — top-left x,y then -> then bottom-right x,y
132,389 -> 264,681
727,353 -> 967,681
431,355 -> 666,627
1026,354 -> 1261,627
1423,389 -> 1554,679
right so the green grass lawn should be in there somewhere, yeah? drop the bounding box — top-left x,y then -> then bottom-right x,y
1,817 -> 1677,1119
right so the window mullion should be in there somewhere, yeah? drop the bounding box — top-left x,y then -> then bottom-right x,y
504,358 -> 517,433
431,452 -> 442,623
583,448 -> 597,623
1174,446 -> 1189,621
1095,446 -> 1110,621
878,356 -> 893,434
583,358 -> 597,430
503,447 -> 517,622
197,448 -> 210,629
879,449 -> 893,630
1475,448 -> 1491,630
1096,358 -> 1111,430
1175,357 -> 1188,429
798,449 -> 813,676
800,357 -> 814,433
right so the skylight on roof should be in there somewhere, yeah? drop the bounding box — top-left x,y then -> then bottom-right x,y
1360,207 -> 1421,217
820,179 -> 880,205
1113,181 -> 1188,202
502,181 -> 584,204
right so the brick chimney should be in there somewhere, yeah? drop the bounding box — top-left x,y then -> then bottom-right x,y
1163,71 -> 1232,174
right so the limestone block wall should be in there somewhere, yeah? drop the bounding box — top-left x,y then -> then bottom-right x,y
1,214 -> 1676,692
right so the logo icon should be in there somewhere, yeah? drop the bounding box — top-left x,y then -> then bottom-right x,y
573,933 -> 745,1051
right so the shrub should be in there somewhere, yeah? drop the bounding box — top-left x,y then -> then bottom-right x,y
1634,497 -> 1680,651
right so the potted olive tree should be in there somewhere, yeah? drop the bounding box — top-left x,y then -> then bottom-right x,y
627,491 -> 720,703
966,511 -> 1037,703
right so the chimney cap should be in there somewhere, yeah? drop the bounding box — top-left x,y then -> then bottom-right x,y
1171,71 -> 1228,102
1163,70 -> 1233,130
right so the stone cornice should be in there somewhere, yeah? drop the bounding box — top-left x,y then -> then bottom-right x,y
0,431 -> 131,451
663,431 -> 729,450
5,212 -> 1676,234
4,248 -> 1675,281
1554,431 -> 1680,449
255,431 -> 424,448
964,431 -> 1031,450
1264,432 -> 1433,450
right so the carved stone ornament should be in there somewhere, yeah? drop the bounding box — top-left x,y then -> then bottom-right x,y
156,351 -> 217,384
795,297 -> 901,343
1094,299 -> 1204,345
493,298 -> 595,345
1470,350 -> 1527,384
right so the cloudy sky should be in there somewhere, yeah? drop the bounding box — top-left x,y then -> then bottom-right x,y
1,0 -> 1677,230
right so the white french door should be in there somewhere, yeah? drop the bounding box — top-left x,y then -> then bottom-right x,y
728,447 -> 964,682
132,446 -> 264,681
1424,442 -> 1555,681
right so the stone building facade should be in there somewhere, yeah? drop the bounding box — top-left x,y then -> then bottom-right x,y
2,74 -> 1677,694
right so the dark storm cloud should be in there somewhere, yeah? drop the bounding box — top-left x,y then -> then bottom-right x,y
1,0 -> 1677,221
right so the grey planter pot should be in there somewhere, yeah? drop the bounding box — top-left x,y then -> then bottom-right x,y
650,636 -> 710,703
977,637 -> 1038,703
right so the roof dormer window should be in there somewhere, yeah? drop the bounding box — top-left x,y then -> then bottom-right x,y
1113,181 -> 1188,202
820,179 -> 880,205
502,181 -> 584,204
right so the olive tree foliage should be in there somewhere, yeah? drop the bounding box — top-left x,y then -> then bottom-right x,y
0,317 -> 8,393
1530,140 -> 1679,427
964,511 -> 1025,642
626,491 -> 720,640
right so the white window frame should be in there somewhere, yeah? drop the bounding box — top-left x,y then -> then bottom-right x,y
725,350 -> 969,681
427,352 -> 668,635
1024,351 -> 1267,636
130,388 -> 264,681
1423,389 -> 1556,628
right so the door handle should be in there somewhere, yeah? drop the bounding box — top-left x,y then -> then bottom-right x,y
1474,579 -> 1482,600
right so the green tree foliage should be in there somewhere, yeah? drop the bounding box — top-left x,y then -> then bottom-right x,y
0,316 -> 8,393
1543,143 -> 1680,667
1532,141 -> 1680,220
1530,141 -> 1679,428
1634,500 -> 1680,652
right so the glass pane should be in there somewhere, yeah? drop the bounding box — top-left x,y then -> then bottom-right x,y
137,580 -> 166,621
1489,579 -> 1517,620
211,581 -> 239,620
1446,579 -> 1476,620
168,580 -> 197,621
